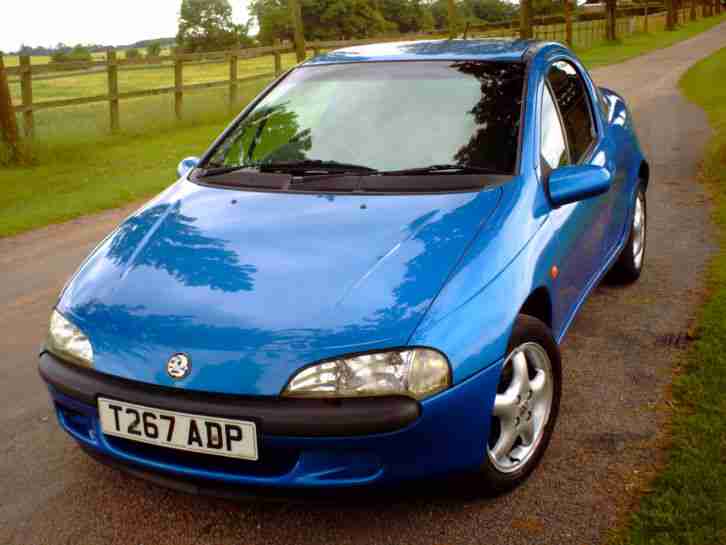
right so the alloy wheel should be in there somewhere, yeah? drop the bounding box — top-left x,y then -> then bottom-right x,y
487,342 -> 554,474
632,192 -> 646,270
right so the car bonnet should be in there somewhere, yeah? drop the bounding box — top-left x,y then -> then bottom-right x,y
57,180 -> 502,395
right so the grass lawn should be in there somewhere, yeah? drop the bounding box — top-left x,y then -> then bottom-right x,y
614,46 -> 726,545
578,11 -> 726,67
6,51 -> 300,103
1,14 -> 725,238
3,48 -> 173,67
0,79 -> 270,237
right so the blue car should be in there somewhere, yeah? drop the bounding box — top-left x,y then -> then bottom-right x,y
40,38 -> 648,495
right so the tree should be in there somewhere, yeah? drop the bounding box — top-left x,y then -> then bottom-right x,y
125,48 -> 141,59
253,0 -> 391,44
531,0 -> 560,16
252,0 -> 293,44
177,0 -> 247,52
146,41 -> 162,57
378,0 -> 434,33
311,0 -> 390,40
466,0 -> 517,22
50,44 -> 92,64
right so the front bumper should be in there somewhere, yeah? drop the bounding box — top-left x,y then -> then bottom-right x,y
40,352 -> 502,490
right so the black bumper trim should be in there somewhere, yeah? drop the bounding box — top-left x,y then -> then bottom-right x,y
39,352 -> 420,437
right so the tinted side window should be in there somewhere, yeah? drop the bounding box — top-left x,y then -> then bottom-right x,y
548,61 -> 595,163
541,84 -> 569,175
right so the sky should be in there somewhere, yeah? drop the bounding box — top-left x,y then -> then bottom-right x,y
1,0 -> 252,53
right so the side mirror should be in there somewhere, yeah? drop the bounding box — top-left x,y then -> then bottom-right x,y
547,165 -> 611,207
177,156 -> 200,179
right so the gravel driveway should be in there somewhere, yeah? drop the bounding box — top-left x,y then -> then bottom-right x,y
1,23 -> 724,545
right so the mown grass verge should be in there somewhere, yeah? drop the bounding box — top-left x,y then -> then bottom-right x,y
0,81 -> 268,237
577,11 -> 726,67
614,46 -> 726,545
1,15 -> 725,238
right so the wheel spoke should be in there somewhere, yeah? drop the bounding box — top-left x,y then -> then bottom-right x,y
519,417 -> 535,446
491,422 -> 517,461
511,351 -> 530,394
529,369 -> 547,398
493,392 -> 518,419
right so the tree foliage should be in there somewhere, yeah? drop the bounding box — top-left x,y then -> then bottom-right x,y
146,42 -> 163,57
253,0 -> 396,43
177,0 -> 253,52
378,0 -> 434,33
253,0 -> 517,44
50,45 -> 93,64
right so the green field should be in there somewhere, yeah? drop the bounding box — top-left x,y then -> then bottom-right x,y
3,47 -> 174,67
1,13 -> 725,237
6,52 -> 300,103
614,46 -> 726,545
2,50 -> 306,148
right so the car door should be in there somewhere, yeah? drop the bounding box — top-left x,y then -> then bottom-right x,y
542,61 -> 611,325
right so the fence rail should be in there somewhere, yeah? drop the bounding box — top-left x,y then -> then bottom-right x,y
0,6 -> 701,143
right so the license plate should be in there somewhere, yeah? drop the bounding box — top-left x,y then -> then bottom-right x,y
98,398 -> 258,461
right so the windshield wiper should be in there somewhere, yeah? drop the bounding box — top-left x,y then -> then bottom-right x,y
258,160 -> 378,176
196,164 -> 257,178
381,164 -> 502,176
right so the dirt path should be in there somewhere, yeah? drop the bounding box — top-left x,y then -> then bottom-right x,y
1,24 -> 724,545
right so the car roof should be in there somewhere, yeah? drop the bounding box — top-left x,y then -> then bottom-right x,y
305,38 -> 546,65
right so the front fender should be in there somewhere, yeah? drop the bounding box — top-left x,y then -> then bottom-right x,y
409,233 -> 549,384
409,177 -> 552,384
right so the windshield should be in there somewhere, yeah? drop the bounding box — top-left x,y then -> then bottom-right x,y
205,60 -> 525,178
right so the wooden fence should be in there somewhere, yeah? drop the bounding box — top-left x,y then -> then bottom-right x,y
0,6 -> 699,144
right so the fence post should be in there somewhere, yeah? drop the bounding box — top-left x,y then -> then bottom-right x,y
229,53 -> 238,109
605,0 -> 617,40
273,51 -> 282,76
644,2 -> 650,31
19,55 -> 33,138
289,0 -> 306,63
0,53 -> 19,160
564,0 -> 573,47
520,0 -> 533,38
666,0 -> 675,28
447,0 -> 458,38
174,50 -> 183,120
107,49 -> 120,134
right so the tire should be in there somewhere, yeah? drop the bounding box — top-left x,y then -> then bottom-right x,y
477,314 -> 562,495
608,186 -> 647,284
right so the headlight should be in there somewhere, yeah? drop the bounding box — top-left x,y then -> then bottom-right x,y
283,348 -> 450,400
47,310 -> 94,368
